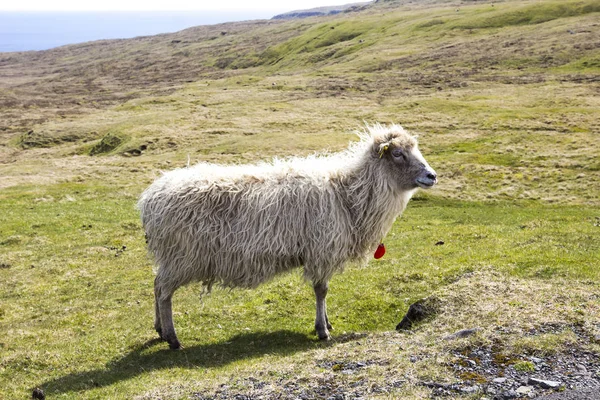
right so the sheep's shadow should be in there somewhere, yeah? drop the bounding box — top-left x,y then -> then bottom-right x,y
38,330 -> 320,396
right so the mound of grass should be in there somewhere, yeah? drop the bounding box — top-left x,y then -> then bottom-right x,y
16,130 -> 89,149
89,133 -> 127,155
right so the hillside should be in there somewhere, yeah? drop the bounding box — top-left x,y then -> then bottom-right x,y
0,1 -> 599,399
1,0 -> 598,199
272,2 -> 369,20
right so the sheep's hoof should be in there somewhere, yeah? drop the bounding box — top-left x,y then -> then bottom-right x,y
327,322 -> 333,330
168,340 -> 182,350
317,331 -> 331,341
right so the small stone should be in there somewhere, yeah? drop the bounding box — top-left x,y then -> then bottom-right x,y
528,377 -> 561,389
493,377 -> 507,384
443,327 -> 481,340
575,364 -> 588,374
461,385 -> 478,394
530,357 -> 543,363
516,386 -> 533,395
501,390 -> 518,399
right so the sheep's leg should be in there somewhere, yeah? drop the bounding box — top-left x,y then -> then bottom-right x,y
154,276 -> 162,337
314,281 -> 331,340
158,291 -> 181,349
155,274 -> 181,350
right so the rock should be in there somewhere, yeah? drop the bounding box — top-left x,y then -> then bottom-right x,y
530,357 -> 543,363
535,388 -> 600,400
516,386 -> 533,395
493,377 -> 507,384
575,364 -> 588,374
501,390 -> 518,399
528,377 -> 562,389
444,328 -> 481,340
461,385 -> 479,394
32,388 -> 45,400
396,297 -> 440,331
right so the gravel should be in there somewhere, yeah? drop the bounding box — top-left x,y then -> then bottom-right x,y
443,344 -> 599,399
188,322 -> 599,399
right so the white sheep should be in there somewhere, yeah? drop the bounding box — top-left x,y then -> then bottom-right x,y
138,124 -> 437,349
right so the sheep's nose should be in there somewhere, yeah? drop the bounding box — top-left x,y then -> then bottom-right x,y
426,172 -> 437,181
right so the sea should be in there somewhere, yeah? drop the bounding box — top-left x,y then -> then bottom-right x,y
0,11 -> 278,52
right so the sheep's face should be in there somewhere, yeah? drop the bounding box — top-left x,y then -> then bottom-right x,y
375,132 -> 437,191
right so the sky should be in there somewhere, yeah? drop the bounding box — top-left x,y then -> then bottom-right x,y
0,0 -> 360,12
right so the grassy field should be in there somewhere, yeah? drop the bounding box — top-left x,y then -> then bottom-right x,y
0,0 -> 599,398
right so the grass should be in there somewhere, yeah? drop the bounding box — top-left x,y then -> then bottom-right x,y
453,0 -> 600,29
0,0 -> 599,398
1,188 -> 598,398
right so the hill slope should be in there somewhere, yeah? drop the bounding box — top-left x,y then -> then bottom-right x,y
1,0 -> 598,200
272,2 -> 369,20
0,1 -> 599,399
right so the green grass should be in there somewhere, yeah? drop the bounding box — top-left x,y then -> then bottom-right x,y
0,0 -> 599,398
453,0 -> 600,30
1,184 -> 598,398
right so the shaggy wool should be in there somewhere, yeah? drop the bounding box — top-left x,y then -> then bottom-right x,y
139,124 -> 425,294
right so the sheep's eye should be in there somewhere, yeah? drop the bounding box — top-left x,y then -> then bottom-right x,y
392,149 -> 405,159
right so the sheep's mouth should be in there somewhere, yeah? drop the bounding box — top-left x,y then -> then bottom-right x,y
416,177 -> 436,188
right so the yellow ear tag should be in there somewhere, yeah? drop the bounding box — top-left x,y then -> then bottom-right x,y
379,144 -> 389,158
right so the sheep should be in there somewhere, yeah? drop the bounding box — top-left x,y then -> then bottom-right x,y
138,123 -> 437,349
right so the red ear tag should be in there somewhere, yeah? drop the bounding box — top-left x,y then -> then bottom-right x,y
374,243 -> 386,259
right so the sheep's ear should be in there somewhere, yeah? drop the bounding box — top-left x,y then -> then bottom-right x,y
373,141 -> 391,158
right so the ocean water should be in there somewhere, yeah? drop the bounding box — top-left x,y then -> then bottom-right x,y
0,11 -> 276,52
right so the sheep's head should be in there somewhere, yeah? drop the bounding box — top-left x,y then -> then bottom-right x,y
371,125 -> 437,191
